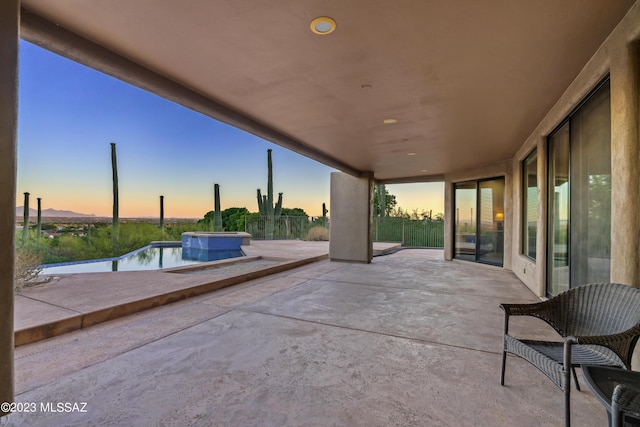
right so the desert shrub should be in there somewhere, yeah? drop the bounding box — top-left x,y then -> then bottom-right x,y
304,226 -> 329,241
46,234 -> 90,262
22,221 -> 205,266
164,221 -> 207,239
14,247 -> 44,293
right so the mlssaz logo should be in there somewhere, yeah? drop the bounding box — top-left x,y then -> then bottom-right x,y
40,402 -> 88,413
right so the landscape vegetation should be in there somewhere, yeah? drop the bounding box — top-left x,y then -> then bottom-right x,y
14,146 -> 443,292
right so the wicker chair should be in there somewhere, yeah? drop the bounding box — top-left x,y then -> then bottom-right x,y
500,283 -> 640,427
612,382 -> 640,427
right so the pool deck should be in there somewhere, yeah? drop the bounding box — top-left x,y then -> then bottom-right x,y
7,242 -> 608,426
14,241 -> 400,346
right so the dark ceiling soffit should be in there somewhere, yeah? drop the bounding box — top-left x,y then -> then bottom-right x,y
378,174 -> 445,185
19,8 -> 363,178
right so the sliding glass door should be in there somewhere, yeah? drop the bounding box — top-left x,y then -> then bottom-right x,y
454,178 -> 505,266
454,182 -> 476,261
547,124 -> 570,296
478,179 -> 505,265
547,79 -> 611,296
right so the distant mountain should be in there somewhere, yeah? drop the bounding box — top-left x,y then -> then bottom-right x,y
15,206 -> 96,217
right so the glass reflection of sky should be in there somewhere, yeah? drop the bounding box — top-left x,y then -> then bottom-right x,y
41,247 -> 242,274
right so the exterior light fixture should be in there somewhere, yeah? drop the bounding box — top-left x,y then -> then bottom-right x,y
310,17 -> 336,35
383,118 -> 398,125
496,212 -> 504,230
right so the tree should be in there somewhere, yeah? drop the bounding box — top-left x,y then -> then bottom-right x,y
222,207 -> 249,231
389,206 -> 410,219
281,207 -> 308,217
373,186 -> 397,217
198,211 -> 214,230
199,207 -> 250,232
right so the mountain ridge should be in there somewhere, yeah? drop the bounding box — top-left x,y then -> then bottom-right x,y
15,206 -> 96,217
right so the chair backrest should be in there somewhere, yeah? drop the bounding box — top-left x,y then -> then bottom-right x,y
551,283 -> 640,337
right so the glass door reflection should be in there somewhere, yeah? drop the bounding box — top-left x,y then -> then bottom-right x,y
478,178 -> 505,265
454,178 -> 505,267
454,182 -> 477,261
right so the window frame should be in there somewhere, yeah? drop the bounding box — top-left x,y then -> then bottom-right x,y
522,149 -> 538,260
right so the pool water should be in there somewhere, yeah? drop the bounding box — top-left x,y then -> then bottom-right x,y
40,246 -> 244,274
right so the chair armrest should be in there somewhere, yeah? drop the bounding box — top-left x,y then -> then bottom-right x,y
575,326 -> 640,347
574,326 -> 640,346
500,300 -> 551,317
573,325 -> 640,369
500,300 -> 556,336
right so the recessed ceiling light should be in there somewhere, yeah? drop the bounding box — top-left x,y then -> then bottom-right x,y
408,152 -> 416,156
421,169 -> 428,173
310,17 -> 336,35
383,118 -> 398,125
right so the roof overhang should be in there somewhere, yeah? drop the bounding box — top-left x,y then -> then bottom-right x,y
19,0 -> 637,182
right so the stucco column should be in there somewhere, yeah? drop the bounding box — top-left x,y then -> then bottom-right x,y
0,0 -> 18,414
329,172 -> 373,263
609,41 -> 640,287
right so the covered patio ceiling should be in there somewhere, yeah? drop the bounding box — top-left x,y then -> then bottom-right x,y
19,0 -> 636,182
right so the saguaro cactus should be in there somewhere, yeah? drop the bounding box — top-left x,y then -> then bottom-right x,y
36,197 -> 42,240
22,192 -> 30,244
159,195 -> 164,231
214,184 -> 223,231
110,142 -> 119,240
322,202 -> 328,227
257,189 -> 265,215
256,149 -> 283,238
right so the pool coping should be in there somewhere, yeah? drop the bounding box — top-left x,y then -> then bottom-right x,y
15,241 -> 401,347
15,253 -> 327,347
37,240 -> 227,270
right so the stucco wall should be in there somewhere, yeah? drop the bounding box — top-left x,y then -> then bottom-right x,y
510,2 -> 640,296
443,2 -> 640,298
329,172 -> 373,263
509,3 -> 640,366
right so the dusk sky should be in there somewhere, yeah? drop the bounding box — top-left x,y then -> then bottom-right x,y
17,41 -> 443,219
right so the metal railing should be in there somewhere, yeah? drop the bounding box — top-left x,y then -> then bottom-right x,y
245,216 -> 328,240
245,215 -> 443,247
373,217 -> 444,248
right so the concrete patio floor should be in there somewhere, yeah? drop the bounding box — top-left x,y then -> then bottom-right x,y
14,240 -> 368,346
6,245 -> 607,426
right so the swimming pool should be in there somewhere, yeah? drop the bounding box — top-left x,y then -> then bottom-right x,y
40,244 -> 244,274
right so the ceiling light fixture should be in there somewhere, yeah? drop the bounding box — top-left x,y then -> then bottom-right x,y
408,152 -> 416,156
310,17 -> 337,35
383,118 -> 398,125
